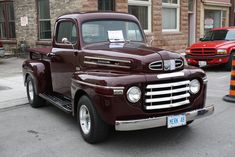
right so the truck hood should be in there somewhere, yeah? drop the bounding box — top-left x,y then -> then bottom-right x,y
190,40 -> 235,49
81,42 -> 184,73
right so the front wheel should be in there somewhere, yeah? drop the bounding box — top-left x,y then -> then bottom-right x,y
26,76 -> 44,108
77,95 -> 110,143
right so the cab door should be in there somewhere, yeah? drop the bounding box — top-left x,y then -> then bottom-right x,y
49,19 -> 79,97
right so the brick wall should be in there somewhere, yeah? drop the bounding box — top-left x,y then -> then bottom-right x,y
115,0 -> 128,12
151,0 -> 188,52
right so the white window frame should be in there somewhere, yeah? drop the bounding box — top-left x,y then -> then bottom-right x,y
128,0 -> 152,33
162,0 -> 180,32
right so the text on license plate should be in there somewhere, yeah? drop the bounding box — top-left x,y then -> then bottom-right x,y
198,61 -> 207,67
167,114 -> 186,128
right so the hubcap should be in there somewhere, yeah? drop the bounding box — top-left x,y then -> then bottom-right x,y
28,80 -> 34,101
79,105 -> 91,135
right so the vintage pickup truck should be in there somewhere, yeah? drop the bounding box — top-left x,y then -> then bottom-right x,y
22,12 -> 214,143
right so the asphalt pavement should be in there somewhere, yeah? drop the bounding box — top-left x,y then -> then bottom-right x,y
0,57 -> 28,109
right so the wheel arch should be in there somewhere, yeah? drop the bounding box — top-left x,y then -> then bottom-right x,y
73,89 -> 89,117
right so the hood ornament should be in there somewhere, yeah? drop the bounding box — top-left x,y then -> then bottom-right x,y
164,60 -> 176,71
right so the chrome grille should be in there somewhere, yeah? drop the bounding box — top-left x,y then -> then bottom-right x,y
191,48 -> 216,55
145,80 -> 190,110
149,59 -> 183,71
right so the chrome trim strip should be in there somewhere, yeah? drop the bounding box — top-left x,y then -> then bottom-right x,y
157,72 -> 185,79
145,87 -> 190,96
115,105 -> 214,131
84,56 -> 131,63
145,93 -> 190,103
146,80 -> 190,89
145,100 -> 190,110
84,61 -> 130,69
71,78 -> 124,90
149,60 -> 163,70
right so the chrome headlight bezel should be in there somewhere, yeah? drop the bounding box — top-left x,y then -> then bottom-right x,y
127,86 -> 141,103
189,79 -> 200,94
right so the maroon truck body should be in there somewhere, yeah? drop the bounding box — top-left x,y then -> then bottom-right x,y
22,12 -> 214,143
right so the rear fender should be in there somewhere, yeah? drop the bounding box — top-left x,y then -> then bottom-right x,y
22,60 -> 52,94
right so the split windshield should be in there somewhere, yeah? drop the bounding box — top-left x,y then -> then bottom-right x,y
82,20 -> 143,44
202,30 -> 235,41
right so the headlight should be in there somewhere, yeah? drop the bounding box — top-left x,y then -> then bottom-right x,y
217,49 -> 227,54
127,86 -> 141,103
189,79 -> 200,94
185,49 -> 190,54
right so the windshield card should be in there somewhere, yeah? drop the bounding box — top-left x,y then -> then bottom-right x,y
108,30 -> 125,42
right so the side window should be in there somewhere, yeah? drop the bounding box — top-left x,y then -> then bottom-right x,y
56,21 -> 77,44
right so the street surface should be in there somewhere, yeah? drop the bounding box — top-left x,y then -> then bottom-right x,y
0,60 -> 234,157
0,57 -> 27,108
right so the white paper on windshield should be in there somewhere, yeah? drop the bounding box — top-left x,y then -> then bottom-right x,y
108,30 -> 125,42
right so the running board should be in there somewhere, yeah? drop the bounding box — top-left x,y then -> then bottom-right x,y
39,93 -> 72,113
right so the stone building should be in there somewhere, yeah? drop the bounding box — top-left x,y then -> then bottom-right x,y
0,0 -> 234,54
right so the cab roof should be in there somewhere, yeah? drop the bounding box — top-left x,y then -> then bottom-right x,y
58,12 -> 139,23
212,26 -> 235,31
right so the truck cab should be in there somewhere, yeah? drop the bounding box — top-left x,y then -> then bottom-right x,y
185,27 -> 235,70
22,12 -> 214,143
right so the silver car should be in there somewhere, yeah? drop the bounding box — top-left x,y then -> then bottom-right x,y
0,43 -> 5,57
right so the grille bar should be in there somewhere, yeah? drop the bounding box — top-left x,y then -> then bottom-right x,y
145,93 -> 190,103
146,87 -> 190,96
145,100 -> 190,110
145,80 -> 190,110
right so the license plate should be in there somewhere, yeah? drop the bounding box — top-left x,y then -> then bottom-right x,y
198,61 -> 207,67
167,114 -> 186,128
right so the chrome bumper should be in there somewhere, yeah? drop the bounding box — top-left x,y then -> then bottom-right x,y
115,105 -> 214,131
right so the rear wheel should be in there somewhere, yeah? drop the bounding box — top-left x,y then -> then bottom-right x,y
26,76 -> 44,108
77,95 -> 110,143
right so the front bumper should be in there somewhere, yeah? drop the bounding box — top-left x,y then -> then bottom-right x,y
115,105 -> 214,131
185,54 -> 229,65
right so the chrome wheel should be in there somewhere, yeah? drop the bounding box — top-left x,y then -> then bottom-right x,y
28,80 -> 34,101
79,105 -> 91,135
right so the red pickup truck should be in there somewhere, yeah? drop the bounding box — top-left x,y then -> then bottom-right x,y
185,27 -> 235,70
22,12 -> 214,143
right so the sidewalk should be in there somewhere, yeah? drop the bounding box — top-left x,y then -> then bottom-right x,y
0,57 -> 28,109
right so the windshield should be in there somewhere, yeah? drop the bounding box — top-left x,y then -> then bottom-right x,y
82,20 -> 144,44
202,30 -> 235,41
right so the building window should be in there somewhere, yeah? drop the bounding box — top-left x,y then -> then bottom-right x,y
204,10 -> 227,34
38,0 -> 51,40
128,0 -> 151,32
0,1 -> 16,39
162,0 -> 180,32
98,0 -> 115,11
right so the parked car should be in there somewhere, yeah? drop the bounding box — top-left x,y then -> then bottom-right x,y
185,26 -> 235,70
22,12 -> 214,143
0,40 -> 5,57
